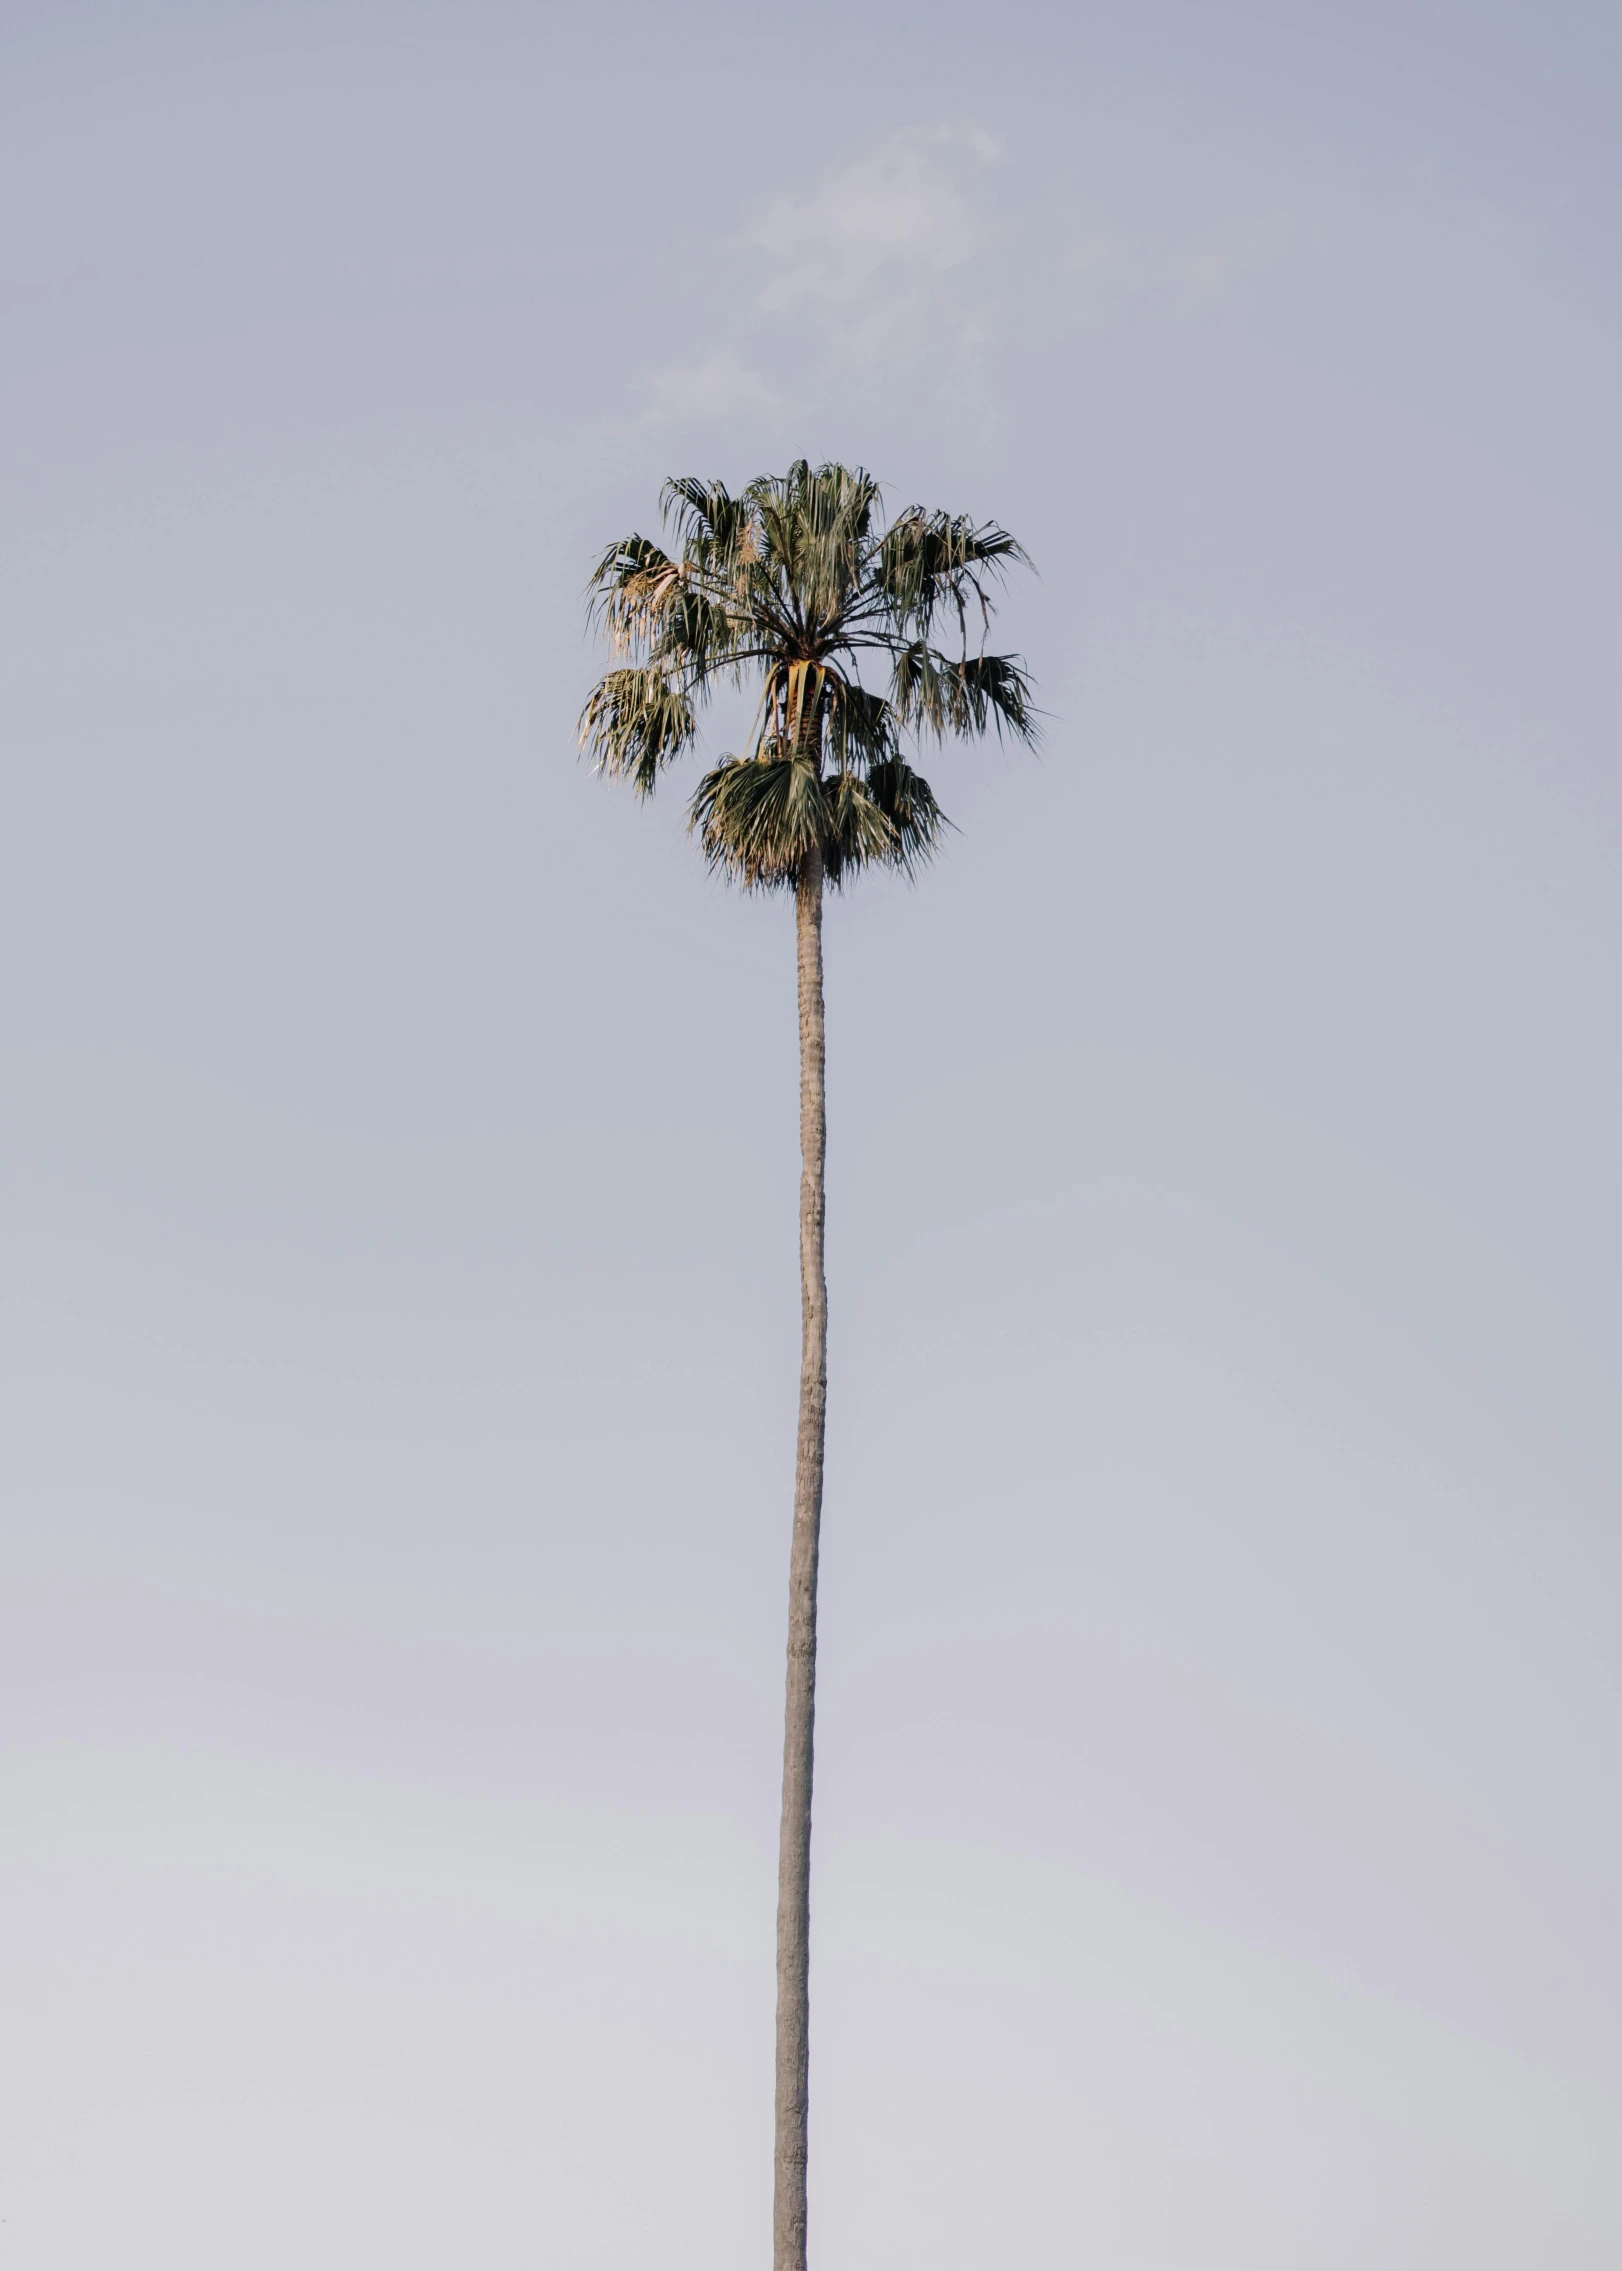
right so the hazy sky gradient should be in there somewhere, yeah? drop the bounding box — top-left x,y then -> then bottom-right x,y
4,3 -> 1621,2264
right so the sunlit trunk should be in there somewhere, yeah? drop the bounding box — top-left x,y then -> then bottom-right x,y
773,841 -> 827,2271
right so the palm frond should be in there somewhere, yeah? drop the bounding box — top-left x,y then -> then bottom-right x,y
587,532 -> 751,672
578,664 -> 696,795
952,651 -> 1038,743
874,509 -> 1032,641
748,460 -> 883,634
587,535 -> 688,657
690,752 -> 827,890
823,676 -> 899,773
689,745 -> 947,891
650,580 -> 749,671
660,477 -> 761,585
822,771 -> 900,884
859,755 -> 950,875
891,643 -> 1038,745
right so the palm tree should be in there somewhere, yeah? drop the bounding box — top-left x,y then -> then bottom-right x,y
579,460 -> 1034,2271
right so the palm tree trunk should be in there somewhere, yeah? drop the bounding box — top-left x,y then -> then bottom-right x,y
774,843 -> 827,2271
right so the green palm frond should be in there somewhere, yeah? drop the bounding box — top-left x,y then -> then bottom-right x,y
588,539 -> 752,674
691,749 -> 941,893
875,508 -> 1031,640
951,652 -> 1037,742
691,753 -> 827,889
587,536 -> 682,652
891,642 -> 1037,745
581,461 -> 1035,885
822,767 -> 903,884
660,476 -> 759,578
577,664 -> 696,795
824,676 -> 899,774
860,756 -> 949,875
747,460 -> 883,630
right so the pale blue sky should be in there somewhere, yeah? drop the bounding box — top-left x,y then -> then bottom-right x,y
3,4 -> 1621,2265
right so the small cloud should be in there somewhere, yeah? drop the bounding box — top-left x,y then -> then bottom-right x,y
1052,215 -> 1291,326
1056,228 -> 1146,321
746,122 -> 1004,368
1178,219 -> 1292,308
627,132 -> 1287,429
1064,232 -> 1121,274
641,346 -> 786,427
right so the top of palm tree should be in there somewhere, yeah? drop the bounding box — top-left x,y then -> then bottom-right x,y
579,459 -> 1036,891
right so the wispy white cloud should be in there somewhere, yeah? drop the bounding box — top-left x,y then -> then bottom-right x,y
636,125 -> 1286,428
747,122 -> 1004,367
1176,217 -> 1292,308
1056,215 -> 1292,320
641,346 -> 786,429
640,122 -> 1004,424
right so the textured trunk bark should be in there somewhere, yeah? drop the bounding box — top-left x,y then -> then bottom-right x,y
773,844 -> 827,2271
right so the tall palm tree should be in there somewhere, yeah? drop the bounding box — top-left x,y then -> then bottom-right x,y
579,460 -> 1034,2271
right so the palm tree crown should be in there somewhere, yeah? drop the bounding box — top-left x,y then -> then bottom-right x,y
579,458 -> 1036,883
